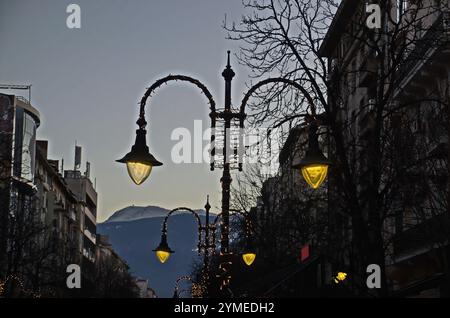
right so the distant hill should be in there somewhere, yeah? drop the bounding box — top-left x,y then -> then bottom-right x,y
104,205 -> 207,223
98,206 -> 213,298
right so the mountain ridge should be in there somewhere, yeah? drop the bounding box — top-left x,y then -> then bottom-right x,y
104,205 -> 215,223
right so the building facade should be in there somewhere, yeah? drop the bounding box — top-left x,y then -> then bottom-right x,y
318,0 -> 450,296
35,141 -> 85,272
64,169 -> 97,264
135,277 -> 158,298
0,93 -> 40,282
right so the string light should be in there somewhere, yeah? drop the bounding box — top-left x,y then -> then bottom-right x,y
334,272 -> 348,284
0,275 -> 42,298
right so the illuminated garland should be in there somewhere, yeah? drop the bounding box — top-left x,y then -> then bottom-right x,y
0,275 -> 42,298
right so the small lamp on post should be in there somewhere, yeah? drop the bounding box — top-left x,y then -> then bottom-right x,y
116,127 -> 163,185
242,241 -> 256,267
241,215 -> 256,266
153,233 -> 174,264
292,122 -> 330,189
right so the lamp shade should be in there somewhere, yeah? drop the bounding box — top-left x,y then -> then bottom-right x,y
117,128 -> 162,185
292,123 -> 330,189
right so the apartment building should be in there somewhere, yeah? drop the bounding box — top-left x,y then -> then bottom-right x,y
0,93 -> 40,276
318,0 -> 450,296
35,141 -> 82,266
64,168 -> 97,264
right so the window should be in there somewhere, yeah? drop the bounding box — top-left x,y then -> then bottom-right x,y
397,0 -> 408,22
13,108 -> 37,182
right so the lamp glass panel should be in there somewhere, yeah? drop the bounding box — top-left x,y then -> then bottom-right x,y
242,253 -> 256,266
126,162 -> 152,185
301,164 -> 328,189
156,250 -> 170,264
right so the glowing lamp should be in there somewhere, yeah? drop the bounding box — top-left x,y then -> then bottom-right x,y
242,239 -> 256,266
153,234 -> 174,264
301,164 -> 329,189
242,252 -> 256,266
334,272 -> 348,284
292,123 -> 330,189
117,128 -> 162,185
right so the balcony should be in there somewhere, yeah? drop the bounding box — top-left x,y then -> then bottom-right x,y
396,12 -> 450,90
84,228 -> 97,244
82,248 -> 96,263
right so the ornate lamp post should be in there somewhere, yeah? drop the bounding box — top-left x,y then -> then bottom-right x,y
213,209 -> 257,267
117,51 -> 330,294
153,196 -> 215,296
154,197 -> 215,263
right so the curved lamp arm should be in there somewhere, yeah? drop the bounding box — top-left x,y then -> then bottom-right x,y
235,77 -> 318,172
137,75 -> 217,129
161,207 -> 203,253
136,75 -> 218,169
175,275 -> 193,291
238,77 -> 317,129
212,209 -> 254,247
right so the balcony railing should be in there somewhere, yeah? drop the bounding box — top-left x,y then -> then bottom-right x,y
396,12 -> 448,87
84,228 -> 97,244
82,248 -> 96,263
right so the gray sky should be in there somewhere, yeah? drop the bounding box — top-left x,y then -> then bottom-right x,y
0,0 -> 251,222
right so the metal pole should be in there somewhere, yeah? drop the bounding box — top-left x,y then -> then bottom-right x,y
219,51 -> 235,293
203,196 -> 211,296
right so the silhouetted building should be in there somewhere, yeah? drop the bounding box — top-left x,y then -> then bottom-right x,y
64,168 -> 97,264
0,93 -> 40,274
35,141 -> 82,266
319,0 -> 450,297
135,277 -> 158,298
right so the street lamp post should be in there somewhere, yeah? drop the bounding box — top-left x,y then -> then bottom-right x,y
153,197 -> 215,296
213,209 -> 257,267
117,51 -> 330,295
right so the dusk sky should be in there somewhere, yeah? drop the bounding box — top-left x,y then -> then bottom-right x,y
0,0 -> 252,222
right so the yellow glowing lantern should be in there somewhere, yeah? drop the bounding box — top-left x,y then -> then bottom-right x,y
126,162 -> 153,185
117,128 -> 162,185
301,164 -> 329,189
242,253 -> 256,266
292,123 -> 330,189
334,272 -> 348,284
153,234 -> 174,264
156,250 -> 171,264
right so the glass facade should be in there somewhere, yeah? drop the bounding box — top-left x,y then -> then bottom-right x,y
14,107 -> 37,182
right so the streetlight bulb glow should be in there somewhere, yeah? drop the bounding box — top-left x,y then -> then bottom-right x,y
301,164 -> 328,189
126,161 -> 152,185
242,253 -> 256,266
156,250 -> 171,264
